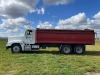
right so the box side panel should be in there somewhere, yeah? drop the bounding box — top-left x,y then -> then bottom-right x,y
36,29 -> 95,45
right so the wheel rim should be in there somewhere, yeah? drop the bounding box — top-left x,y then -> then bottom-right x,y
64,47 -> 71,53
76,47 -> 83,53
13,46 -> 20,53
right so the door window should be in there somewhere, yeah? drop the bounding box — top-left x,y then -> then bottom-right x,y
26,30 -> 32,35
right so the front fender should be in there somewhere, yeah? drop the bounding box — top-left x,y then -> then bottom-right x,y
6,40 -> 25,51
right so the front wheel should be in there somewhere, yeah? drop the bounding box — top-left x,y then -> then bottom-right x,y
11,44 -> 22,53
74,45 -> 85,54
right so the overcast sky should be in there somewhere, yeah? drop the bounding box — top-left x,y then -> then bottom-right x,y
0,0 -> 100,37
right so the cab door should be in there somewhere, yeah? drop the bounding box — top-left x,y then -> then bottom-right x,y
25,30 -> 35,44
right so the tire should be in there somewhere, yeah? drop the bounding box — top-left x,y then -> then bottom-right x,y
11,44 -> 22,53
74,45 -> 85,54
61,45 -> 72,54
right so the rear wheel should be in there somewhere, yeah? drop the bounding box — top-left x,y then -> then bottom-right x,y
11,44 -> 22,53
74,45 -> 85,54
61,45 -> 72,54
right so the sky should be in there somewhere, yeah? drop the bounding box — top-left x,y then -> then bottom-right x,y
0,0 -> 100,37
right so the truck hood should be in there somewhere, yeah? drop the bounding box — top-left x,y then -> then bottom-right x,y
8,36 -> 24,42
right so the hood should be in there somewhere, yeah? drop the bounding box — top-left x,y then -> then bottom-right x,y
8,36 -> 24,42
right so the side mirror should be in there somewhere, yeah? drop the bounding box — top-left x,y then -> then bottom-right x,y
25,31 -> 27,35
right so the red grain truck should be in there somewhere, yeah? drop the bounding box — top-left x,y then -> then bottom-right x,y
6,29 -> 95,54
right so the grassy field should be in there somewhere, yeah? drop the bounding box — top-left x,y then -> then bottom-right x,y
0,40 -> 100,75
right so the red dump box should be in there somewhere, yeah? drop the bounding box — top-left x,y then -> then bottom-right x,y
36,29 -> 95,45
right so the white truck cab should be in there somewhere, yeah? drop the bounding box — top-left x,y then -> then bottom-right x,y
6,29 -> 39,53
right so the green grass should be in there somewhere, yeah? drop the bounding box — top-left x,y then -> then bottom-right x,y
0,40 -> 100,75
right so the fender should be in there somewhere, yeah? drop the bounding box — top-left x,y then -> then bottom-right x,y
6,40 -> 25,51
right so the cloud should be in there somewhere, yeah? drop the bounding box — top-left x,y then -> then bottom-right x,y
55,25 -> 78,29
55,13 -> 88,29
0,17 -> 32,33
93,11 -> 100,19
37,21 -> 52,29
0,32 -> 9,37
89,20 -> 100,29
37,8 -> 45,14
55,12 -> 100,38
0,0 -> 39,18
43,0 -> 74,6
0,0 -> 73,18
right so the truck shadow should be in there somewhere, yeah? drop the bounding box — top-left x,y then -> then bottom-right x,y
22,50 -> 62,55
22,50 -> 100,56
85,51 -> 100,56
